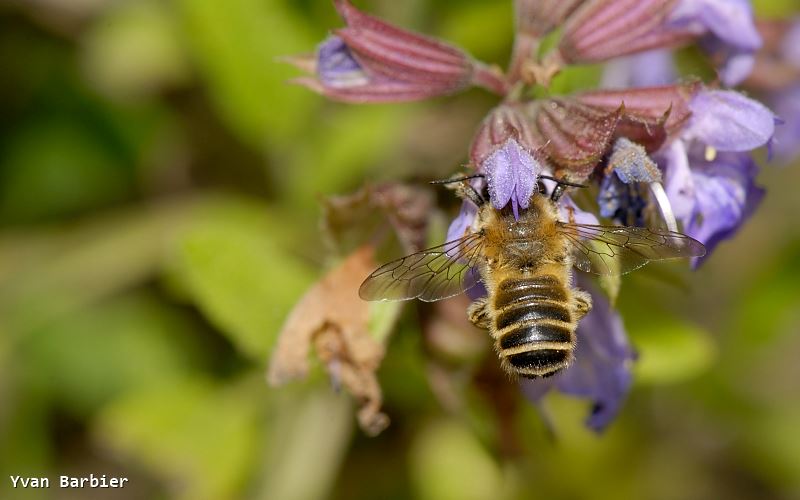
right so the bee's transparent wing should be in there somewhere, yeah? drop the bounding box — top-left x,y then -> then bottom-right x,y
359,233 -> 485,302
557,223 -> 706,276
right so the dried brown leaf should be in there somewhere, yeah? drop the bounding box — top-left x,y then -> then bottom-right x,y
576,82 -> 700,137
321,183 -> 434,255
267,245 -> 389,436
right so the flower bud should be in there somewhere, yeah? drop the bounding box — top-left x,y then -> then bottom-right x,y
558,0 -> 694,64
290,0 -> 508,103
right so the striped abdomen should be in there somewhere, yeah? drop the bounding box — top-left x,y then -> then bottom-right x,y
491,275 -> 575,378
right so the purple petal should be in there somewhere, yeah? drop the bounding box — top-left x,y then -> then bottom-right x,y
520,377 -> 555,403
601,49 -> 677,89
317,36 -> 369,88
445,200 -> 478,243
684,90 -> 776,151
682,151 -> 765,266
557,286 -> 635,432
670,0 -> 761,50
657,140 -> 696,221
520,286 -> 634,432
484,139 -> 540,219
558,195 -> 600,226
771,85 -> 800,162
717,50 -> 756,87
445,202 -> 486,299
781,19 -> 800,68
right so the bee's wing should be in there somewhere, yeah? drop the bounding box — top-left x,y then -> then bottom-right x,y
557,223 -> 706,276
359,233 -> 485,302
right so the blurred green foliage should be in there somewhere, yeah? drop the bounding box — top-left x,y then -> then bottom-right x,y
0,1 -> 799,499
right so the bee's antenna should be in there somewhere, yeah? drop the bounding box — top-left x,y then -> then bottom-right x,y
430,174 -> 486,206
538,175 -> 588,189
538,175 -> 588,202
429,174 -> 486,185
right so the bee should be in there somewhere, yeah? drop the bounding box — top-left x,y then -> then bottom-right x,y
359,176 -> 706,379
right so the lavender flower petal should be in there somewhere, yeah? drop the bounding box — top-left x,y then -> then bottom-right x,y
781,19 -> 800,68
771,86 -> 800,162
717,50 -> 756,87
558,195 -> 600,225
484,139 -> 541,220
445,200 -> 478,243
684,90 -> 776,151
670,0 -> 761,50
682,151 -> 765,266
601,49 -> 677,89
659,140 -> 696,221
556,288 -> 634,431
521,286 -> 635,432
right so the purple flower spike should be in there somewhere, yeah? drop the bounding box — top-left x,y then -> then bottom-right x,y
684,89 -> 776,151
683,151 -> 764,266
483,139 -> 541,220
522,286 -> 635,432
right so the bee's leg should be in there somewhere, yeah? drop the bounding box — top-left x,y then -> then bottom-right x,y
467,297 -> 491,330
572,289 -> 593,322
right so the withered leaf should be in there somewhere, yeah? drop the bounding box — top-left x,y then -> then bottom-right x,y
321,183 -> 433,256
267,245 -> 390,436
576,82 -> 701,137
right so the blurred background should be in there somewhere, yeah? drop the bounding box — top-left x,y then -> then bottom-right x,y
1,0 -> 799,499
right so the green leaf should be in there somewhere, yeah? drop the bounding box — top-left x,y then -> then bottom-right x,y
752,0 -> 800,17
284,106 -> 411,209
82,0 -> 189,98
632,320 -> 716,385
743,405 -> 800,489
255,388 -> 353,500
439,2 -> 513,63
598,272 -> 622,307
166,200 -> 315,359
546,63 -> 604,96
0,119 -> 133,223
174,0 -> 318,149
367,301 -> 404,344
94,378 -> 261,500
410,419 -> 509,500
19,294 -> 204,416
0,199 -> 197,337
